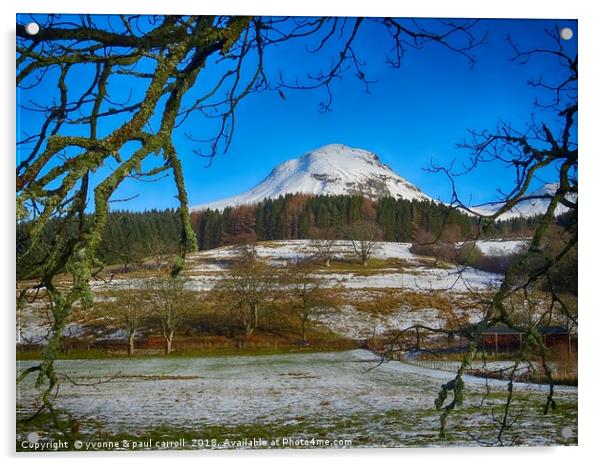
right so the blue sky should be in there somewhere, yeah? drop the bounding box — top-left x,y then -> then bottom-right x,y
17,16 -> 577,211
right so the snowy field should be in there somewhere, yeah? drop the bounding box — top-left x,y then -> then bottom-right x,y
16,350 -> 576,448
189,238 -> 527,265
183,240 -> 502,292
25,239 -> 510,294
473,239 -> 529,256
187,240 -> 420,268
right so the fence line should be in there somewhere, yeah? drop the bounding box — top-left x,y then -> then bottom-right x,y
396,355 -> 461,373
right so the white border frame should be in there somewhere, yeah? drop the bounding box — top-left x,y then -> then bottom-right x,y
3,1 -> 599,465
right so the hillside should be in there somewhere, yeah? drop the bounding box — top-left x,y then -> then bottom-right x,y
192,144 -> 432,211
18,239 -> 520,344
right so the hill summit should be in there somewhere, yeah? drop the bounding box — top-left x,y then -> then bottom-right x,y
192,144 -> 432,211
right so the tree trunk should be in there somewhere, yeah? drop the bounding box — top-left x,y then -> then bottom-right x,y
245,303 -> 258,336
244,311 -> 254,336
301,319 -> 307,343
325,258 -> 330,267
128,334 -> 135,356
165,332 -> 173,355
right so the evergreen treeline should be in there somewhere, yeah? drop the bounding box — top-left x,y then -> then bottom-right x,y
17,209 -> 183,279
482,215 -> 545,239
193,193 -> 532,250
17,194 -> 543,279
97,210 -> 182,266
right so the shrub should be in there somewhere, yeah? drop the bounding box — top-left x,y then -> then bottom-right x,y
456,242 -> 484,267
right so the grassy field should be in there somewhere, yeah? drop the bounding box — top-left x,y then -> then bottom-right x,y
16,343 -> 358,361
16,350 -> 577,450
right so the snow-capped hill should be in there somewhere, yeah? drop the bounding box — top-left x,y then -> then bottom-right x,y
192,144 -> 433,211
472,183 -> 576,221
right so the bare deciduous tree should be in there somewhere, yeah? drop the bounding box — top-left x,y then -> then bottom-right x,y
308,226 -> 337,267
111,286 -> 148,356
379,26 -> 577,445
146,277 -> 192,355
285,262 -> 337,342
143,236 -> 178,272
217,244 -> 275,336
345,220 -> 382,266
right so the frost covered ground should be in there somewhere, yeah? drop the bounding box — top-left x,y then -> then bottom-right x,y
16,350 -> 577,448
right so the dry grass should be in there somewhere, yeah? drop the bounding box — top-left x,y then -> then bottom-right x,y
334,289 -> 458,315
